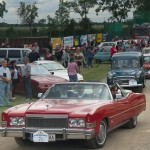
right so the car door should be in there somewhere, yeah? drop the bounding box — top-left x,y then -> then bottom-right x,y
108,87 -> 131,129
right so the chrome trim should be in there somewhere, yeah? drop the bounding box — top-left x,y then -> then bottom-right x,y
26,114 -> 68,118
0,127 -> 95,140
120,84 -> 142,88
110,103 -> 145,119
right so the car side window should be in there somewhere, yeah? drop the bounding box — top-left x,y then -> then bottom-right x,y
8,50 -> 21,58
0,50 -> 7,58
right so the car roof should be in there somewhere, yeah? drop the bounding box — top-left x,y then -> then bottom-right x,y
0,48 -> 31,50
112,52 -> 142,59
34,60 -> 58,64
143,47 -> 150,50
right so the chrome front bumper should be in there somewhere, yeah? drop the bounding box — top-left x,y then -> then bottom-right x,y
0,127 -> 95,140
120,83 -> 143,88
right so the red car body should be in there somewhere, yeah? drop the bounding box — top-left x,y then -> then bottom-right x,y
0,83 -> 146,149
15,64 -> 67,97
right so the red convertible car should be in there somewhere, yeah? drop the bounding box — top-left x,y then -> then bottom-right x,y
0,83 -> 146,149
16,64 -> 67,97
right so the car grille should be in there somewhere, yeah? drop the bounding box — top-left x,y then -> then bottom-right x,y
113,76 -> 135,85
26,114 -> 68,128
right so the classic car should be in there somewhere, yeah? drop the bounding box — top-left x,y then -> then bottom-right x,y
142,47 -> 150,54
143,53 -> 150,78
0,82 -> 146,149
93,46 -> 111,63
98,42 -> 117,49
16,64 -> 67,97
33,60 -> 84,81
107,52 -> 146,92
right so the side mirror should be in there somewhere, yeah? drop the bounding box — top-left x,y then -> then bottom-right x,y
51,72 -> 54,75
38,93 -> 43,98
116,93 -> 122,99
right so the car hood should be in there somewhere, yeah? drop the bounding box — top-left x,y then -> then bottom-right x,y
50,70 -> 84,81
7,99 -> 109,116
110,68 -> 140,76
31,75 -> 66,83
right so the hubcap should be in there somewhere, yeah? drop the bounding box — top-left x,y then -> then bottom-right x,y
97,121 -> 106,144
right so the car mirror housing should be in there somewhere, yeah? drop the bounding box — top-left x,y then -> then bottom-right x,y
116,93 -> 122,99
38,93 -> 43,98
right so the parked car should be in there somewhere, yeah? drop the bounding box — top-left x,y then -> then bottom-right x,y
0,48 -> 31,64
33,60 -> 84,81
142,47 -> 150,54
16,64 -> 67,97
98,42 -> 117,49
143,53 -> 150,78
93,46 -> 111,63
107,52 -> 146,92
0,82 -> 146,149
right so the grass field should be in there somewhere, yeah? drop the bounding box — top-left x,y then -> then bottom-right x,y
0,63 -> 109,123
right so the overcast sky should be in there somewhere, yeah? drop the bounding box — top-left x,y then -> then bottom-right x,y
0,0 -> 133,24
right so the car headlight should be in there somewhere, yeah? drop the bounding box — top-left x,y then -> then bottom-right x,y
136,72 -> 141,79
69,118 -> 85,127
10,117 -> 25,126
107,73 -> 113,80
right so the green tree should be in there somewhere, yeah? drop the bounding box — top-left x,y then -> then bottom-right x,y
96,0 -> 134,22
38,19 -> 46,26
133,0 -> 150,11
66,0 -> 97,34
17,1 -> 38,36
0,1 -> 7,18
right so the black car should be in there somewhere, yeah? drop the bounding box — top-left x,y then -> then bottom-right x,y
107,52 -> 146,92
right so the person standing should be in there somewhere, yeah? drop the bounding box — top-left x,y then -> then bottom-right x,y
34,42 -> 40,53
28,46 -> 40,63
0,59 -> 11,107
22,57 -> 32,101
110,44 -> 117,58
67,56 -> 78,82
44,49 -> 54,60
74,47 -> 84,73
62,45 -> 70,68
9,60 -> 19,100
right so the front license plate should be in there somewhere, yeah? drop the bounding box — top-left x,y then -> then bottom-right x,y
129,79 -> 137,85
33,131 -> 49,142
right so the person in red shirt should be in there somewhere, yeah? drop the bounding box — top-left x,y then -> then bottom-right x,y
110,44 -> 117,57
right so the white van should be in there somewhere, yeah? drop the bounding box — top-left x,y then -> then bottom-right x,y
0,48 -> 31,64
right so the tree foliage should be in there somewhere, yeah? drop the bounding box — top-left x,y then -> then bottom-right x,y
0,1 -> 7,18
17,1 -> 38,33
133,0 -> 150,11
67,0 -> 98,19
96,0 -> 134,22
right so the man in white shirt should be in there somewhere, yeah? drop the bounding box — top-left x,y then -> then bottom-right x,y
0,59 -> 11,107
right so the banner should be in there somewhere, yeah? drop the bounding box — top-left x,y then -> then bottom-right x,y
80,35 -> 87,46
74,36 -> 79,46
63,36 -> 74,47
97,33 -> 103,43
88,34 -> 96,42
51,38 -> 62,49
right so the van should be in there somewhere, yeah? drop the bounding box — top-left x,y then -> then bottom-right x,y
0,48 -> 31,64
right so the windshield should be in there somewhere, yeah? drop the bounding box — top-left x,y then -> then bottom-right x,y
112,58 -> 140,69
144,56 -> 150,63
41,62 -> 65,71
42,83 -> 112,100
31,65 -> 50,75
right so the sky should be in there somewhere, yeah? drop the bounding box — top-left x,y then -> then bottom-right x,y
0,0 -> 133,24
